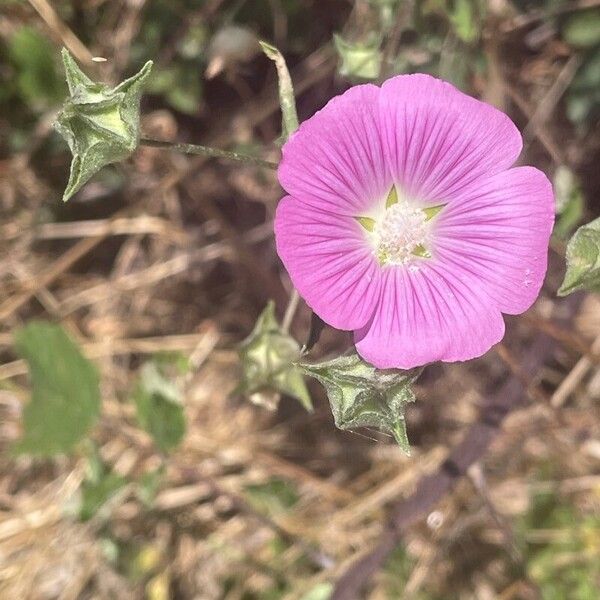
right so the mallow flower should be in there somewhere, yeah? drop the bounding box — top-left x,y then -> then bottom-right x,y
274,74 -> 554,369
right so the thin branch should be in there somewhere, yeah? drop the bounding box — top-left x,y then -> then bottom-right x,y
140,138 -> 278,170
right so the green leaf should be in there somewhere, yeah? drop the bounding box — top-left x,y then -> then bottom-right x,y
14,321 -> 101,456
300,353 -> 421,454
8,27 -> 64,108
562,9 -> 600,49
237,301 -> 312,411
55,49 -> 153,201
146,64 -> 202,115
259,41 -> 299,140
558,217 -> 600,296
553,166 -> 584,240
334,33 -> 382,80
136,467 -> 164,507
449,0 -> 478,44
132,362 -> 186,452
566,48 -> 600,126
245,477 -> 299,514
79,447 -> 127,521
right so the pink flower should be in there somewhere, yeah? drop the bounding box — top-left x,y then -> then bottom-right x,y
274,74 -> 554,369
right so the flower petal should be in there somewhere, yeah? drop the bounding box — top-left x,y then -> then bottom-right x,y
278,85 -> 389,216
354,264 -> 505,369
275,195 -> 382,330
434,166 -> 554,314
379,74 -> 523,202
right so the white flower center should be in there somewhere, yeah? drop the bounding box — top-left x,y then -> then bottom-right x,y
374,203 -> 427,265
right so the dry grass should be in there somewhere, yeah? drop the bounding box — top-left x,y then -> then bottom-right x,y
1,1 -> 600,598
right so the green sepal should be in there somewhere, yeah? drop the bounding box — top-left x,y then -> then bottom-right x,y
423,204 -> 446,220
386,185 -> 399,208
558,216 -> 600,296
412,244 -> 431,258
333,33 -> 382,80
55,49 -> 153,201
356,216 -> 376,232
300,353 -> 421,454
236,301 -> 312,411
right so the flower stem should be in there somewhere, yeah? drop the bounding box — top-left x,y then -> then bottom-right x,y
140,137 -> 278,170
282,290 -> 300,333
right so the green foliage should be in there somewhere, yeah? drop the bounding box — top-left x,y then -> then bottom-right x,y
259,41 -> 299,140
146,63 -> 202,115
236,302 -> 312,411
7,27 -> 64,110
558,216 -> 600,296
562,9 -> 600,49
382,546 -> 417,598
79,446 -> 127,521
553,165 -> 584,239
132,362 -> 186,452
371,0 -> 403,31
334,34 -> 382,80
561,8 -> 600,128
520,491 -> 600,599
14,321 -> 101,456
136,467 -> 164,507
245,477 -> 299,514
448,0 -> 479,44
300,353 -> 421,454
566,47 -> 600,126
55,49 -> 153,201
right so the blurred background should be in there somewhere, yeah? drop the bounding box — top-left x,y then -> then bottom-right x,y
1,0 -> 600,598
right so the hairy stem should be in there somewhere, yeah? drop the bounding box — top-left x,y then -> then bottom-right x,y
282,290 -> 300,333
140,138 -> 278,170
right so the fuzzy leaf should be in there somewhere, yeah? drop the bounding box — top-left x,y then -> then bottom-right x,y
133,362 -> 186,452
55,49 -> 153,201
259,41 -> 298,139
237,301 -> 311,411
14,321 -> 100,456
558,217 -> 600,296
334,33 -> 382,80
300,353 -> 421,454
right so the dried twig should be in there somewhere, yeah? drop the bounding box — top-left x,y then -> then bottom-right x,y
27,0 -> 93,64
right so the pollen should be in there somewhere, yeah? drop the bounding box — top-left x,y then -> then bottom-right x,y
374,203 -> 428,265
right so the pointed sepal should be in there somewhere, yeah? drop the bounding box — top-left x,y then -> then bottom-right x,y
558,216 -> 600,296
259,41 -> 298,141
300,353 -> 421,454
54,49 -> 153,201
236,301 -> 312,411
333,33 -> 382,80
423,204 -> 446,220
356,216 -> 376,232
386,185 -> 399,208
